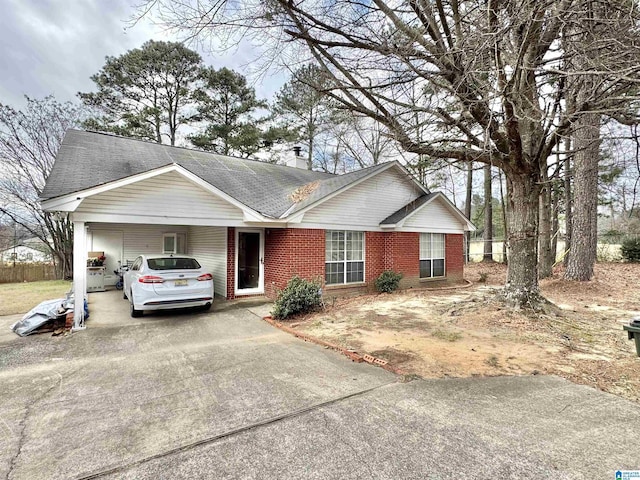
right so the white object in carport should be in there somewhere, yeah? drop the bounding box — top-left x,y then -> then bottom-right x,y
10,298 -> 72,337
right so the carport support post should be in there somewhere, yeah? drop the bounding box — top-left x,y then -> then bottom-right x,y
72,220 -> 87,331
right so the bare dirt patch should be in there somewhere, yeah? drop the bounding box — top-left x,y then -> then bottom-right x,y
292,262 -> 640,403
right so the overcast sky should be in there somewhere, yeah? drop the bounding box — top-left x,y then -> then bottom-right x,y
0,0 -> 286,109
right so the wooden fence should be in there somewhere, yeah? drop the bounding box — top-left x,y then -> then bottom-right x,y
0,264 -> 58,283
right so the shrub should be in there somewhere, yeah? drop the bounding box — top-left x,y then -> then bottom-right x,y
621,238 -> 640,262
374,270 -> 403,293
271,276 -> 322,320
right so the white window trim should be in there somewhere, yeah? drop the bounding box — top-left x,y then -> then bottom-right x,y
325,230 -> 366,285
420,233 -> 446,279
162,233 -> 186,254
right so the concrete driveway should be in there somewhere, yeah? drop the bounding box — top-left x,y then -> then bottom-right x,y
0,291 -> 638,479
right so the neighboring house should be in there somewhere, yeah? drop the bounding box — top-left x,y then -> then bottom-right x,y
0,241 -> 51,264
40,130 -> 475,329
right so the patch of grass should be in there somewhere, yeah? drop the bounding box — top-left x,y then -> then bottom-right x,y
485,355 -> 500,368
432,329 -> 463,342
0,280 -> 71,316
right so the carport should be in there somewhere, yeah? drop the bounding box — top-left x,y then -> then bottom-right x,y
42,164 -> 264,330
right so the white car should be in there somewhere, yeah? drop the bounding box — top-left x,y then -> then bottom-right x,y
123,255 -> 214,317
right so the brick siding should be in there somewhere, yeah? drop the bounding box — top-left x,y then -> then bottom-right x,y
226,227 -> 235,299
226,227 -> 465,299
264,228 -> 325,297
445,233 -> 465,280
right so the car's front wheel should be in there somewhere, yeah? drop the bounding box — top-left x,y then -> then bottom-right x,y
130,292 -> 142,318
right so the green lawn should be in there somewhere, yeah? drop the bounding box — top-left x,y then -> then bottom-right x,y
0,280 -> 72,316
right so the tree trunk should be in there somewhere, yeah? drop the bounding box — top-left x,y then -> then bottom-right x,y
565,111 -> 601,281
498,169 -> 508,264
464,162 -> 473,263
538,169 -> 553,279
551,180 -> 560,264
503,171 -> 542,307
563,141 -> 573,266
483,164 -> 494,262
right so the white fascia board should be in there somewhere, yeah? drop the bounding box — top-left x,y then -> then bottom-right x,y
279,162 -> 399,219
41,197 -> 83,212
396,192 -> 476,231
71,212 -> 259,227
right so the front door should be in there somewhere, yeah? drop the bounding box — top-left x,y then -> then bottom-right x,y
236,229 -> 264,294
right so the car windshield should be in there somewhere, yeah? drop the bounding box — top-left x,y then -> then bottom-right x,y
147,257 -> 201,270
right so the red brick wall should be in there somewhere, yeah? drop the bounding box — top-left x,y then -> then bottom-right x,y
385,232 -> 421,288
225,228 -> 466,299
445,233 -> 464,280
226,227 -> 235,299
365,232 -> 385,283
264,228 -> 325,297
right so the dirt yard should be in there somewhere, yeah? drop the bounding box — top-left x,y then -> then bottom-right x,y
292,263 -> 640,403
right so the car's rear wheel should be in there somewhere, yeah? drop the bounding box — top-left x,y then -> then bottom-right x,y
202,302 -> 212,311
123,289 -> 128,300
130,292 -> 142,318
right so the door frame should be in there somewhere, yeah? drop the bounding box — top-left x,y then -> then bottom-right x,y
234,228 -> 264,295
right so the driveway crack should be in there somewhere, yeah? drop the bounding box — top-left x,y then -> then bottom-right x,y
75,380 -> 398,480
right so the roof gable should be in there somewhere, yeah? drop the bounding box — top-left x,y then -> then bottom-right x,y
382,192 -> 475,232
75,170 -> 246,222
293,165 -> 425,227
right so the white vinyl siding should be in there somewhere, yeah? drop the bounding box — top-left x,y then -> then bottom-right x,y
187,226 -> 227,298
301,168 -> 422,228
325,231 -> 364,285
402,198 -> 466,233
76,171 -> 244,222
420,233 -> 445,278
88,223 -> 228,296
88,223 -> 189,265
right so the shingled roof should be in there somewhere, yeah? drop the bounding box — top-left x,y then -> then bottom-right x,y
42,130 -> 398,218
380,193 -> 437,225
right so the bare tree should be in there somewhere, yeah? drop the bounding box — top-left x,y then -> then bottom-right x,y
139,0 -> 640,308
0,96 -> 84,278
482,165 -> 494,262
464,162 -> 473,262
333,113 -> 397,168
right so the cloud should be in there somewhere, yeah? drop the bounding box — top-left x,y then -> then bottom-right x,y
0,0 -> 286,108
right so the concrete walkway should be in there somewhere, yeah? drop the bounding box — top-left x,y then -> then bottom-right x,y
0,291 -> 638,479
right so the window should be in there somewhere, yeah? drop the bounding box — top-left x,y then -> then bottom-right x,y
162,233 -> 186,254
147,257 -> 201,270
131,257 -> 142,271
420,233 -> 445,278
26,253 -> 33,261
325,231 -> 364,285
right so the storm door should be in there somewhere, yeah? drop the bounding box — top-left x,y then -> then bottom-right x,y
236,229 -> 264,294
